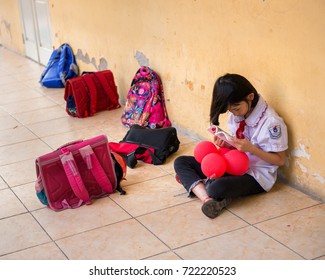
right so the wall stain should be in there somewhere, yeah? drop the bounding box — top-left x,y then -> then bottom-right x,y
290,140 -> 324,184
313,173 -> 325,184
134,51 -> 149,67
1,19 -> 12,39
291,143 -> 311,159
185,79 -> 194,91
163,72 -> 172,81
75,49 -> 108,71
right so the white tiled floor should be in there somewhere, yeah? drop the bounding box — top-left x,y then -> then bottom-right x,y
0,46 -> 324,260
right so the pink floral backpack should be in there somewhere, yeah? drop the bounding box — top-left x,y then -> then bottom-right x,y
121,66 -> 171,128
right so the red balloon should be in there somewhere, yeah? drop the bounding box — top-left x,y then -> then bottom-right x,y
194,141 -> 218,163
201,153 -> 227,178
218,147 -> 231,155
223,150 -> 249,175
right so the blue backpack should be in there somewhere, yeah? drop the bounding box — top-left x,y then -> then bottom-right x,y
40,43 -> 79,88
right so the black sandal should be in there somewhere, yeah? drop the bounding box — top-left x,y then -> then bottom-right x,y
201,198 -> 232,219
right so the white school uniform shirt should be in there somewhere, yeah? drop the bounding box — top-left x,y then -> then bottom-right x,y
227,95 -> 288,192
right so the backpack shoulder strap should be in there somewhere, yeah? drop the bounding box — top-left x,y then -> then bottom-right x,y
79,145 -> 114,193
39,46 -> 62,83
94,71 -> 120,108
152,69 -> 171,127
139,88 -> 156,125
60,149 -> 92,204
58,44 -> 79,85
82,74 -> 98,116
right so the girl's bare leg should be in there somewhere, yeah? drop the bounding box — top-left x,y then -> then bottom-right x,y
192,182 -> 212,203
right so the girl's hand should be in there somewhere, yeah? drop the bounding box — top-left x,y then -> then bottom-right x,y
213,136 -> 226,147
232,138 -> 255,153
233,138 -> 286,166
214,136 -> 233,148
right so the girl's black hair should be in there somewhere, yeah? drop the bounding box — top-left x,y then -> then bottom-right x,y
209,73 -> 259,125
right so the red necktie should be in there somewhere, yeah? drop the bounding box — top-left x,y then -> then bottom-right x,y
236,120 -> 246,139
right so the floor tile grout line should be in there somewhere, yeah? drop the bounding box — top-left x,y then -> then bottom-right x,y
228,205 -> 324,260
0,211 -> 32,222
121,172 -> 178,188
0,186 -> 61,255
0,185 -> 71,259
141,250 -> 183,260
0,174 -> 10,189
168,222 -> 252,253
0,158 -> 40,170
224,208 -> 311,259
0,92 -> 51,105
109,192 -> 196,220
4,182 -> 320,259
312,254 -> 325,260
110,196 -> 197,259
52,240 -> 70,260
132,204 -> 250,259
0,191 -> 29,222
0,138 -> 51,152
0,177 -> 132,259
251,224 -> 307,260
0,96 -> 58,114
0,103 -> 69,137
252,203 -> 323,225
10,105 -> 67,122
0,132 -> 39,149
277,178 -> 325,204
27,195 -> 136,243
226,201 -> 322,227
0,240 -> 67,259
134,216 -> 174,253
26,198 -> 134,255
47,215 -> 135,243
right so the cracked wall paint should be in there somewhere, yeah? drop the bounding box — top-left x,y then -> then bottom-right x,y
291,143 -> 311,159
291,142 -> 311,177
1,19 -> 12,39
313,173 -> 325,184
185,79 -> 194,91
75,49 -> 108,71
290,141 -> 324,185
134,51 -> 149,67
295,161 -> 308,173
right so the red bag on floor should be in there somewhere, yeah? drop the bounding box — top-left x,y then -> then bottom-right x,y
64,70 -> 120,118
109,142 -> 155,168
35,135 -> 125,211
109,125 -> 180,168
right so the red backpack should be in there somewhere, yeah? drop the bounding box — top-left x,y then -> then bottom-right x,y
35,135 -> 127,211
121,66 -> 171,128
64,70 -> 120,118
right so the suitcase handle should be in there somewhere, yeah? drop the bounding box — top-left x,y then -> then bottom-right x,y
79,145 -> 114,193
57,140 -> 84,151
60,150 -> 92,205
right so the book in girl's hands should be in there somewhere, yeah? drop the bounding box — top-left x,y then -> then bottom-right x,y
208,125 -> 236,148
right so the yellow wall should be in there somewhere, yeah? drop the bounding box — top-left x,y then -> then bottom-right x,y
0,0 -> 24,53
1,0 -> 324,200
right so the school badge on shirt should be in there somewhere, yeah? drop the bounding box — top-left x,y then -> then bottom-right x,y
268,125 -> 281,139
